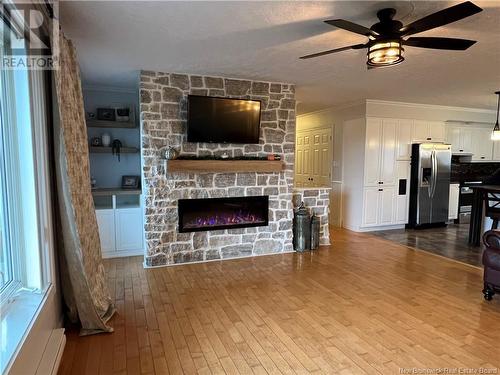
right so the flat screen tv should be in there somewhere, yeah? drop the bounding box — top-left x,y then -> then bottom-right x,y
187,95 -> 261,144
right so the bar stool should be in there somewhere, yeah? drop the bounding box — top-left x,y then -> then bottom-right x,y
485,190 -> 500,229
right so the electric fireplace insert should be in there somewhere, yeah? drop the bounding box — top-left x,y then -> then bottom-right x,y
178,196 -> 269,233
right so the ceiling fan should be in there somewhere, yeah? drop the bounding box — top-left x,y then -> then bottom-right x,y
300,1 -> 483,68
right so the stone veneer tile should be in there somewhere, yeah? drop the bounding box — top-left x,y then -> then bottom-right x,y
140,71 -> 309,266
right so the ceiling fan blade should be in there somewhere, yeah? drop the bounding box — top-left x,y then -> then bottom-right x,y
404,37 -> 476,50
324,19 -> 377,37
400,1 -> 482,36
299,44 -> 366,59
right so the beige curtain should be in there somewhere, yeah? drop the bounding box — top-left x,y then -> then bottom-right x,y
53,33 -> 115,335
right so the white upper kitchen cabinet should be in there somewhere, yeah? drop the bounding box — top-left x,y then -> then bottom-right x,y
396,119 -> 413,160
412,120 -> 430,142
470,128 -> 493,161
446,125 -> 473,154
364,118 -> 396,186
493,142 -> 500,161
446,124 -> 493,159
412,120 -> 446,143
446,126 -> 461,153
429,121 -> 446,142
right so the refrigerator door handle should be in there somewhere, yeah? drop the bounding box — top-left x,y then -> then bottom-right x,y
431,149 -> 438,198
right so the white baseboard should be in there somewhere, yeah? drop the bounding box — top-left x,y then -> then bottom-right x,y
344,224 -> 406,232
35,328 -> 65,375
102,248 -> 144,259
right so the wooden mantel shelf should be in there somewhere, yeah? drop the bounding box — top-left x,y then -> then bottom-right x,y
166,159 -> 285,173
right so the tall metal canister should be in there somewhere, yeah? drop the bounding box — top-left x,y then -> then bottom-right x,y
293,202 -> 311,252
310,214 -> 320,250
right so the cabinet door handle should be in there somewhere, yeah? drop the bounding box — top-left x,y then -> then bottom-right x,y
481,157 -> 485,159
426,137 -> 432,141
378,189 -> 383,191
459,149 -> 464,152
378,181 -> 383,184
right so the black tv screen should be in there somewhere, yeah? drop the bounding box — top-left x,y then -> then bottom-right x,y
187,95 -> 261,144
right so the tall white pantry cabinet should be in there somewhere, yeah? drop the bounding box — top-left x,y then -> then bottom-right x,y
342,117 -> 446,231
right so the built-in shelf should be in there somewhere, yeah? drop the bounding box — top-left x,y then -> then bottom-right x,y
166,159 -> 285,173
89,146 -> 139,154
86,119 -> 136,129
91,188 -> 142,196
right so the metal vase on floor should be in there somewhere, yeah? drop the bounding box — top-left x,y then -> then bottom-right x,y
293,202 -> 311,252
310,214 -> 320,250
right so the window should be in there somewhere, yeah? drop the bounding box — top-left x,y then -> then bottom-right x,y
0,15 -> 54,373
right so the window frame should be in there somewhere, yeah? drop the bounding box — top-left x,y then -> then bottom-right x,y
0,15 -> 53,309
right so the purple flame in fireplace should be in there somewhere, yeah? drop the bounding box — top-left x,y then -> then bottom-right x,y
178,196 -> 269,233
184,209 -> 264,229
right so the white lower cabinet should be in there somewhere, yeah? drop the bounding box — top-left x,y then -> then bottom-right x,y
96,209 -> 115,253
362,187 -> 395,227
362,187 -> 380,226
449,184 -> 460,220
394,161 -> 410,224
379,187 -> 395,225
115,208 -> 144,251
94,194 -> 144,258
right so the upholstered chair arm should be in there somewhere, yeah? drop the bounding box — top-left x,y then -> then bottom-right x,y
483,230 -> 500,271
483,230 -> 500,250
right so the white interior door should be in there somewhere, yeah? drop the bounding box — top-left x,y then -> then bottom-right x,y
296,127 -> 331,187
295,132 -> 313,187
310,128 -> 332,186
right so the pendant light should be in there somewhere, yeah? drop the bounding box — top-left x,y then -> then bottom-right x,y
491,91 -> 500,141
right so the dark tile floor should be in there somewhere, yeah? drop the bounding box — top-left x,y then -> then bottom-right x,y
370,223 -> 484,267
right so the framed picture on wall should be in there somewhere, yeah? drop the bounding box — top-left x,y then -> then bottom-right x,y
121,175 -> 140,189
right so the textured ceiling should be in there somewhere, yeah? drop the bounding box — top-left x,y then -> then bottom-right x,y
60,1 -> 500,114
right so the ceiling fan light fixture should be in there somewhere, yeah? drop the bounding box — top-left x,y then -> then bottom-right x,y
367,40 -> 404,67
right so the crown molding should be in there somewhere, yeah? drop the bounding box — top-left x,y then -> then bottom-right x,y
298,100 -> 366,118
365,99 -> 496,115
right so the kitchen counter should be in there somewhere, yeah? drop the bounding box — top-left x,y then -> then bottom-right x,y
91,188 -> 142,196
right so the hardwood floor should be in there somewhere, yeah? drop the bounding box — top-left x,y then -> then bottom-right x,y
371,223 -> 484,266
59,228 -> 500,375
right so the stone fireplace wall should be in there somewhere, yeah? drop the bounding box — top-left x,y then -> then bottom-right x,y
140,71 -> 297,266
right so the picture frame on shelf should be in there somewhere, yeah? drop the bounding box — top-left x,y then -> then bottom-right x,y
122,175 -> 140,189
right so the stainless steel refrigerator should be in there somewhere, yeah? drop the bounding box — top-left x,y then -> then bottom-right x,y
408,143 -> 452,228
